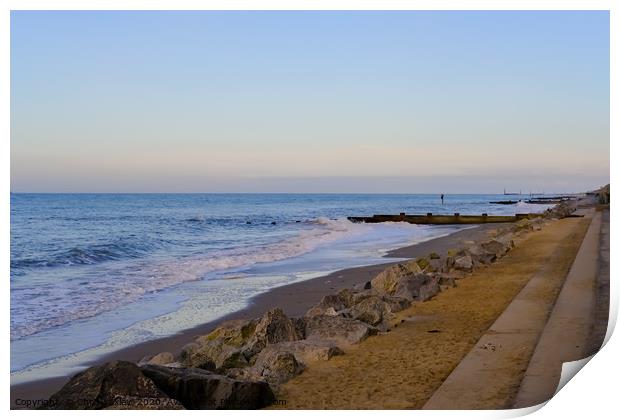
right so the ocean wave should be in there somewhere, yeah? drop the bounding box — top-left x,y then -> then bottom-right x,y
11,238 -> 168,269
10,218 -> 370,339
514,201 -> 553,213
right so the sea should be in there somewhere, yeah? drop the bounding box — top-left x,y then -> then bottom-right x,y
10,193 -> 551,384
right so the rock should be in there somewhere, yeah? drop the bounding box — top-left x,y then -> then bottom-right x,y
203,318 -> 259,348
303,315 -> 378,347
181,317 -> 259,370
426,257 -> 445,273
465,244 -> 497,265
445,255 -> 456,270
480,239 -> 509,259
193,337 -> 248,371
513,219 -> 533,232
265,340 -> 344,364
370,262 -> 422,294
141,364 -> 274,409
305,289 -> 354,317
138,352 -> 175,367
416,257 -> 430,270
183,309 -> 304,371
248,347 -> 304,386
416,274 -> 440,301
183,321 -> 255,371
349,295 -> 393,326
403,260 -> 424,272
393,272 -> 438,301
429,252 -> 441,260
381,295 -> 411,312
336,288 -> 359,305
435,273 -> 459,288
349,290 -> 375,305
179,343 -> 198,362
363,281 -> 372,290
179,342 -> 215,370
454,255 -> 473,272
496,234 -> 515,250
244,308 -> 304,359
371,262 -> 439,302
322,307 -> 338,316
44,361 -> 182,410
227,340 -> 343,384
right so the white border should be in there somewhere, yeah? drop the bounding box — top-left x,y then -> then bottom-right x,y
3,2 -> 616,419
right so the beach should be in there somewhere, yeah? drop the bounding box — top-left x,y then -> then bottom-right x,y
11,221 -> 500,405
10,194 -> 610,410
276,213 -> 594,408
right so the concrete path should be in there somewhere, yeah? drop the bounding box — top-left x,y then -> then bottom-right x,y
586,208 -> 610,355
512,210 -> 601,408
424,212 -> 597,409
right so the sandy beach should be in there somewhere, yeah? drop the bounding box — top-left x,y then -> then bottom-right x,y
10,223 -> 500,404
275,215 -> 592,409
11,198 -> 610,410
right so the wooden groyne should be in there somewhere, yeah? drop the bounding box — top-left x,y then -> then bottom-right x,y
490,198 -> 574,205
347,213 -> 542,225
490,200 -> 520,205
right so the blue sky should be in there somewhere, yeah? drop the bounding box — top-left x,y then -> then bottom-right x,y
11,11 -> 609,193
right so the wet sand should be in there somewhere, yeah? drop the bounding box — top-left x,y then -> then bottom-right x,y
11,223 -> 501,405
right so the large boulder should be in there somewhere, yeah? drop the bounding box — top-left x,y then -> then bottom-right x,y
416,275 -> 440,301
416,257 -> 430,271
244,308 -> 304,359
480,239 -> 510,259
226,340 -> 343,385
247,347 -> 304,386
303,315 -> 378,347
459,243 -> 496,266
264,340 -> 344,364
445,255 -> 456,271
426,257 -> 446,273
138,352 -> 176,367
512,219 -> 533,233
305,289 -> 356,317
434,273 -> 460,289
349,295 -> 393,327
141,364 -> 274,409
204,318 -> 259,347
454,255 -> 474,272
179,342 -> 211,369
182,319 -> 258,370
381,295 -> 412,312
374,270 -> 438,302
370,261 -> 422,295
193,336 -> 249,371
43,361 -> 182,410
181,308 -> 303,371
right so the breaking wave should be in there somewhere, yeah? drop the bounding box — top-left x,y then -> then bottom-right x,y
11,238 -> 169,269
10,218 -> 369,339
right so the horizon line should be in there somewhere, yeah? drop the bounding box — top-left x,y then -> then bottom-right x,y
9,190 -> 589,195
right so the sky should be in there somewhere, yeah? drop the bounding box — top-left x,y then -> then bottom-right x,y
10,11 -> 609,193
